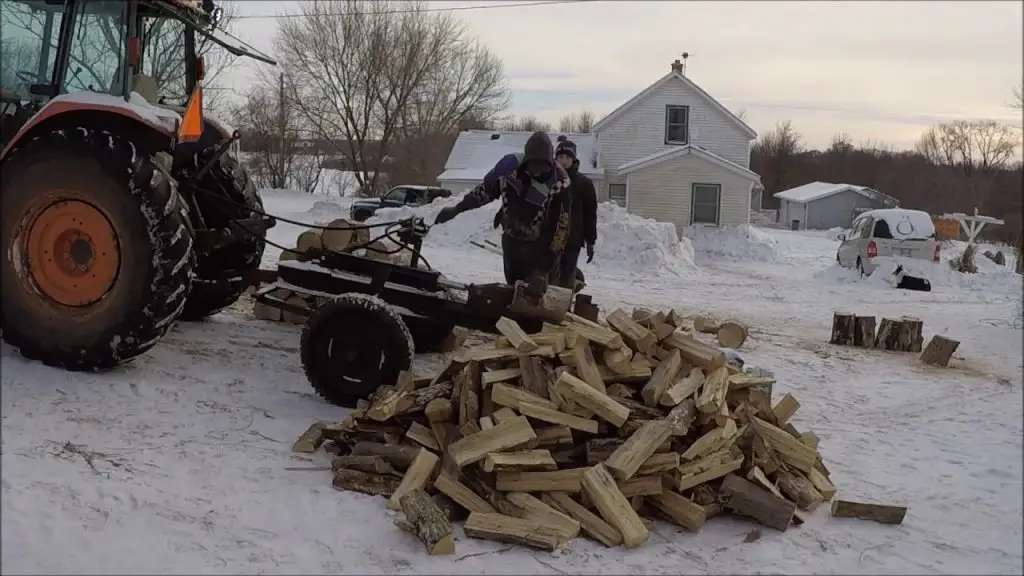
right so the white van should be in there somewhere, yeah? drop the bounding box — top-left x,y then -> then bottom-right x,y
836,208 -> 940,275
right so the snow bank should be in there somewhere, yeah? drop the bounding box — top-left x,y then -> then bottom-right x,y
368,198 -> 697,275
684,224 -> 781,263
815,255 -> 1022,294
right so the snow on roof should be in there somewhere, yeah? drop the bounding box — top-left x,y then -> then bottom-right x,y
773,181 -> 896,205
618,144 -> 759,181
438,130 -> 602,182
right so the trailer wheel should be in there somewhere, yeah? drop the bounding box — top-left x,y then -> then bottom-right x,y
402,315 -> 455,353
300,293 -> 414,407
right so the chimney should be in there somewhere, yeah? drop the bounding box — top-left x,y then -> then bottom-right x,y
670,59 -> 683,73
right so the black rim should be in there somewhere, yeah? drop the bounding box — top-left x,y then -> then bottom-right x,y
312,314 -> 387,398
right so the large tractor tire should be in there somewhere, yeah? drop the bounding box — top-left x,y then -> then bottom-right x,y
0,128 -> 195,370
176,148 -> 266,321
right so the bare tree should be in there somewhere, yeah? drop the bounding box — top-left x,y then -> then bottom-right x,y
750,120 -> 804,202
828,132 -> 854,154
277,0 -> 509,195
557,109 -> 595,133
0,39 -> 37,92
916,120 -> 1020,176
230,68 -> 324,193
501,115 -> 552,132
1012,83 -> 1022,110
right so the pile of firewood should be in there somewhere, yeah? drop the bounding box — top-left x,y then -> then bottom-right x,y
253,219 -> 413,323
293,308 -> 907,555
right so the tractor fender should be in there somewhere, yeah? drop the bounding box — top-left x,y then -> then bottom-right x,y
1,92 -> 178,160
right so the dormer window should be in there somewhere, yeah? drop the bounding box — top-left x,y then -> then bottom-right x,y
665,105 -> 689,145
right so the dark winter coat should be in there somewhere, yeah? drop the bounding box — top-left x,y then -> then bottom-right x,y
456,134 -> 571,273
565,160 -> 598,249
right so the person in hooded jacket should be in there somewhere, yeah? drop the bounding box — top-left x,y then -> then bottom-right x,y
434,131 -> 572,296
552,136 -> 597,288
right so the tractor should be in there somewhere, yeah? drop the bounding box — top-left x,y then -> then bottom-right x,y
0,0 -> 277,370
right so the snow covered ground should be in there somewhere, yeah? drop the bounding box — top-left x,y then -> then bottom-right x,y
3,191 -> 1022,575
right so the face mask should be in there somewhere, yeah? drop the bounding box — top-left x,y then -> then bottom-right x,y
525,160 -> 551,179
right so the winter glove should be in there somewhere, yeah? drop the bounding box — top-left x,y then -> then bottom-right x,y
434,206 -> 460,225
585,242 -> 595,263
523,271 -> 549,301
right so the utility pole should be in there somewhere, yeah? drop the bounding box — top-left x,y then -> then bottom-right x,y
277,72 -> 286,188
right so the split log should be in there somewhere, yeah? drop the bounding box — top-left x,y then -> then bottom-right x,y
717,321 -> 748,349
648,489 -> 707,532
830,499 -> 906,525
492,382 -> 558,412
874,317 -> 901,350
518,356 -> 551,399
776,467 -> 824,511
495,317 -> 538,352
604,421 -> 673,481
387,448 -> 440,510
518,401 -> 598,434
616,475 -> 663,498
447,415 -> 537,468
829,312 -> 856,346
676,448 -> 744,491
456,361 -> 482,427
483,449 -> 558,473
853,315 -> 876,347
463,512 -> 562,551
696,366 -> 730,413
661,332 -> 726,370
570,340 -> 606,393
602,346 -> 633,374
720,473 -> 795,531
919,335 -> 960,367
806,467 -> 837,500
533,425 -> 574,449
496,468 -> 585,492
771,393 -> 800,425
397,489 -> 455,555
640,349 -> 683,407
665,398 -> 697,436
542,492 -> 622,547
296,230 -> 324,254
321,218 -> 355,252
898,316 -> 924,353
636,452 -> 679,475
582,464 -> 650,548
750,417 -> 817,473
606,309 -> 657,354
504,492 -> 581,541
661,367 -> 704,407
554,372 -> 630,427
332,468 -> 402,497
292,422 -> 327,453
433,474 -> 497,514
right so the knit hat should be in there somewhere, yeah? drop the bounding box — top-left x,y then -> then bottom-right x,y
523,131 -> 554,163
555,135 -> 577,161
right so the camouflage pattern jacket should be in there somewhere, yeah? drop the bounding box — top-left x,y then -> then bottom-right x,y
456,152 -> 572,271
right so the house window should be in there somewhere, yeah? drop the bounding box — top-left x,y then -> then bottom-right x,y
691,183 -> 721,225
608,184 -> 626,207
665,105 -> 689,145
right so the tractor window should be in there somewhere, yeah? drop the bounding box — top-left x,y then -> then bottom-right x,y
139,17 -> 187,106
0,1 -> 64,98
61,0 -> 128,96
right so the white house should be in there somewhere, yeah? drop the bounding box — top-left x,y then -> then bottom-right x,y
438,131 -> 603,196
438,59 -> 759,230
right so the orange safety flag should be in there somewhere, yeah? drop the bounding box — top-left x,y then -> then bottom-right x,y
177,85 -> 203,143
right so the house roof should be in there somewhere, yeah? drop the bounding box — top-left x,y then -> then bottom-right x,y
773,181 -> 899,206
591,71 -> 756,139
618,144 -> 760,182
437,130 -> 602,182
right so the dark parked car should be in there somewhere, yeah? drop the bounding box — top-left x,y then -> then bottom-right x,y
349,185 -> 453,221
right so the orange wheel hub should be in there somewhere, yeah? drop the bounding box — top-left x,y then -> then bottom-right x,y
25,200 -> 120,307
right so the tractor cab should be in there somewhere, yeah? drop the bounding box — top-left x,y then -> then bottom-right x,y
1,0 -> 281,373
0,0 -> 275,148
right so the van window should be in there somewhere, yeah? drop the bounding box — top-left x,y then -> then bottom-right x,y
872,219 -> 893,239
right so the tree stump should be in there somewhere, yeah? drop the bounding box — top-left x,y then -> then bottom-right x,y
829,312 -> 856,346
322,218 -> 354,252
898,316 -> 923,353
919,335 -> 959,367
852,315 -> 876,347
873,317 -> 902,350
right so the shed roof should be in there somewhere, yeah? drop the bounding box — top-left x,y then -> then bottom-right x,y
773,181 -> 898,206
438,130 -> 601,182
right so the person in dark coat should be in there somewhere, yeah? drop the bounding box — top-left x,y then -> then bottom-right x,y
553,136 -> 597,289
434,131 -> 572,297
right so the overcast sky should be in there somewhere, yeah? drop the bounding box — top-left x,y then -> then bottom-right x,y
225,0 -> 1023,150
